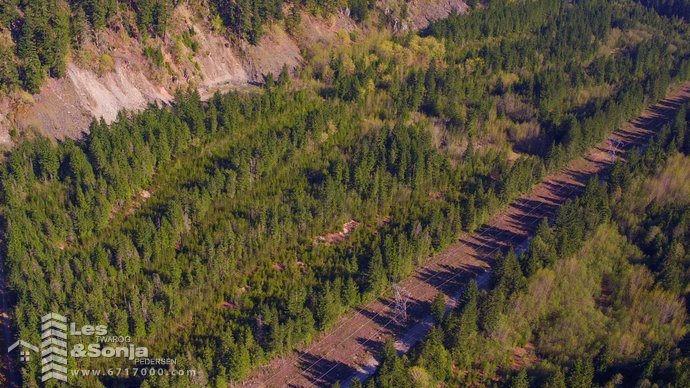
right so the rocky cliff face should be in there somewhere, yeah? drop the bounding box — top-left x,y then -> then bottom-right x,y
0,5 -> 317,145
378,0 -> 468,31
15,63 -> 174,140
0,1 -> 466,147
407,0 -> 468,30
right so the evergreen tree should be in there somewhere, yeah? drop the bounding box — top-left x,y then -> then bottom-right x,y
366,249 -> 387,296
479,287 -> 505,334
416,327 -> 450,382
430,292 -> 446,324
493,250 -> 526,296
544,368 -> 567,388
509,369 -> 529,388
444,280 -> 478,350
568,358 -> 594,388
0,42 -> 19,90
16,23 -> 43,93
522,219 -> 557,275
374,339 -> 412,388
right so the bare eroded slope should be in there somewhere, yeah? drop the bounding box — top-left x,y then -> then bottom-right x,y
0,1 -> 466,147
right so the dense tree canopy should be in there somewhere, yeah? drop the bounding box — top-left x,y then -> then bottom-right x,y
1,0 -> 689,385
638,0 -> 690,20
366,103 -> 690,387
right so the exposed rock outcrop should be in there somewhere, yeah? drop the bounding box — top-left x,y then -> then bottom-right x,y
0,1 -> 466,146
407,0 -> 468,30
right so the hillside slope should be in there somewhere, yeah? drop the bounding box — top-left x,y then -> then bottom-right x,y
243,82 -> 690,387
4,0 -> 688,386
0,1 -> 465,146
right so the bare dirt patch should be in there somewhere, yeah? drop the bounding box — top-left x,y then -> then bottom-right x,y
511,343 -> 538,370
1,5 -> 296,140
404,0 -> 469,30
315,220 -> 359,245
218,301 -> 238,310
111,189 -> 155,220
241,83 -> 690,387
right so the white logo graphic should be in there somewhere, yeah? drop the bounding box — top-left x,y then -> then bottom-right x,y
7,340 -> 38,361
7,313 -> 69,382
8,311 -> 151,383
40,313 -> 68,382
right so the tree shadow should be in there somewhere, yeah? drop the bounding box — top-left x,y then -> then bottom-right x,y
294,350 -> 359,387
355,337 -> 386,359
354,305 -> 403,335
415,262 -> 484,296
511,198 -> 559,220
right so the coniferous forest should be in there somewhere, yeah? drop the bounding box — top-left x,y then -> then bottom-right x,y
1,0 -> 690,386
367,103 -> 690,387
0,0 -> 366,93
